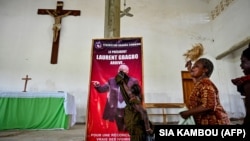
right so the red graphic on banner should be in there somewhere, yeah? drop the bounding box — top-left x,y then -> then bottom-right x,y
86,37 -> 143,141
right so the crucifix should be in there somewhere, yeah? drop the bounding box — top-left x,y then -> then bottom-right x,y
37,1 -> 81,64
22,75 -> 32,92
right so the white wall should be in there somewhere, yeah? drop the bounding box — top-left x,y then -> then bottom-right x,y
0,0 -> 249,122
0,0 -> 105,122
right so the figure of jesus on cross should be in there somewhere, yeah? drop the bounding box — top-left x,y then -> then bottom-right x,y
46,9 -> 71,42
37,1 -> 80,64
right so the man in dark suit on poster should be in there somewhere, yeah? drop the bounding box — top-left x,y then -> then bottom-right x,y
92,64 -> 139,131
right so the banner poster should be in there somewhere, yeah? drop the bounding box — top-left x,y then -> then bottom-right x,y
86,37 -> 144,141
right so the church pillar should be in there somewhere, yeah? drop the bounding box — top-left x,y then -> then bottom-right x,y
104,0 -> 120,38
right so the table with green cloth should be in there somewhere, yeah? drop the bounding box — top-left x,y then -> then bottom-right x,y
0,91 -> 76,130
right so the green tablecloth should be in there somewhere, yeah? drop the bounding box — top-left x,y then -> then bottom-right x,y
0,92 -> 76,130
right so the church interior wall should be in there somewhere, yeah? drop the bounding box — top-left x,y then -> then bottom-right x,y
0,0 -> 249,123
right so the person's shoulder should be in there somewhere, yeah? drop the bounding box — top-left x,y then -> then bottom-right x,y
130,77 -> 138,81
108,77 -> 116,81
199,78 -> 216,87
107,77 -> 117,85
130,77 -> 139,83
243,82 -> 250,91
200,78 -> 212,83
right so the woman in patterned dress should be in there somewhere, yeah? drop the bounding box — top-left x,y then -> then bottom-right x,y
180,58 -> 231,125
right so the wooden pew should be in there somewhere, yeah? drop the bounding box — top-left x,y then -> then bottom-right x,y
144,103 -> 186,124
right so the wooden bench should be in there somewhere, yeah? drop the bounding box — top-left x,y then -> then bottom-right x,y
144,103 -> 185,124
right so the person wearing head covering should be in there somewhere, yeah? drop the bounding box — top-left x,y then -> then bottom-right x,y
180,58 -> 231,125
92,64 -> 139,131
116,72 -> 153,141
232,44 -> 250,125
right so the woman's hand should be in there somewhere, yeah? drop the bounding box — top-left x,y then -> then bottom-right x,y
185,60 -> 192,71
179,110 -> 190,119
146,128 -> 154,135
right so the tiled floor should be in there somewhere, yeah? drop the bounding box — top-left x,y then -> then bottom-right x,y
0,119 -> 243,141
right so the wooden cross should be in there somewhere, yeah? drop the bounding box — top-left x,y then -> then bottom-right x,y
22,75 -> 32,92
37,1 -> 81,64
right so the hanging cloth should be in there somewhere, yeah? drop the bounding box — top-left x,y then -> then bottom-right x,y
115,71 -> 130,105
